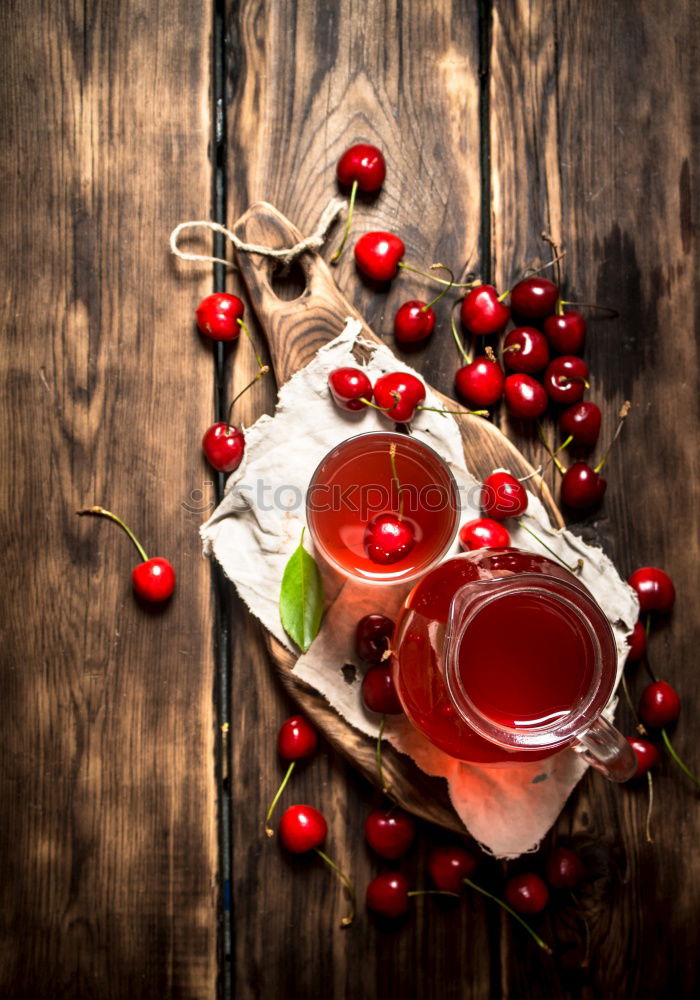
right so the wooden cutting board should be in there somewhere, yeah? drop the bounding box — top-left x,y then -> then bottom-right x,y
233,202 -> 565,834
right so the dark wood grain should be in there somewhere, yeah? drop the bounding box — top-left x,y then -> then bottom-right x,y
223,3 -> 699,1000
489,2 -> 700,997
2,0 -> 698,997
0,2 -> 218,997
224,4 -> 502,997
231,199 -> 563,833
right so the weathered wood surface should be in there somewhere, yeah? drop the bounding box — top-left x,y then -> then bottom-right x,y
225,2 -> 700,999
0,1 -> 218,998
1,0 -> 698,998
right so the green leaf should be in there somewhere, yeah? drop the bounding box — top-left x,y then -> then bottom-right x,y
279,530 -> 324,653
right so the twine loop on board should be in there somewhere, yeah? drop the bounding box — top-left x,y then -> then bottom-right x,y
169,197 -> 347,270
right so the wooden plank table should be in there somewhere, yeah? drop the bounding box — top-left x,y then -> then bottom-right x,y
1,1 -> 698,997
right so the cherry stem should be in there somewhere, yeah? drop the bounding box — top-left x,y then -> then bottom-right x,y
560,300 -> 620,318
314,848 -> 356,927
516,519 -> 583,573
237,318 -> 267,371
594,400 -> 630,473
423,264 -> 455,310
398,261 -> 478,288
359,396 -> 394,415
389,442 -> 405,521
502,344 -> 522,354
499,250 -> 568,301
264,760 -> 295,837
76,507 -> 149,562
376,714 -> 390,792
557,375 -> 589,390
226,366 -> 270,426
330,179 -> 357,263
619,673 -> 647,736
555,434 -> 573,455
537,424 -> 567,475
661,729 -> 700,789
569,891 -> 591,968
451,302 -> 472,364
418,406 -> 489,418
463,878 -> 553,955
540,231 -> 563,289
645,770 -> 655,843
331,181 -> 357,264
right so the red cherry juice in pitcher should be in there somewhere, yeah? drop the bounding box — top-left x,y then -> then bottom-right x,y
392,548 -> 623,765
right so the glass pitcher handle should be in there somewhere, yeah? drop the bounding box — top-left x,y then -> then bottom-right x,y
573,715 -> 637,782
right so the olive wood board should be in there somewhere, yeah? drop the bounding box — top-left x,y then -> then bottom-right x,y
233,201 -> 565,834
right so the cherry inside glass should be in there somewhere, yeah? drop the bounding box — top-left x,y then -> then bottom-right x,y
306,431 -> 459,585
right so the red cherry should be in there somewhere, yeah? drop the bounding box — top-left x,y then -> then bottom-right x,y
503,373 -> 548,420
627,737 -> 660,778
510,277 -> 559,321
560,462 -> 606,509
277,716 -> 318,761
328,366 -> 373,412
202,422 -> 245,473
364,513 -> 415,564
454,356 -> 505,407
427,846 -> 477,892
459,517 -> 511,551
544,356 -> 590,405
354,232 -> 405,281
195,292 -> 245,342
504,873 -> 549,915
366,872 -> 410,918
337,143 -> 386,192
559,401 -> 602,449
393,300 -> 436,345
78,507 -> 176,603
278,804 -> 327,853
545,848 -> 584,890
627,567 -> 676,614
132,558 -> 176,602
355,614 -> 395,664
373,372 -> 426,423
502,327 -> 550,374
364,809 -> 416,859
460,285 -> 510,336
626,621 -> 647,662
481,471 -> 528,521
544,310 -> 587,355
361,665 -> 403,715
638,681 -> 681,728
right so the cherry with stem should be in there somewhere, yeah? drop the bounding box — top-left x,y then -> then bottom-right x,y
464,878 -> 553,955
264,715 -> 318,836
278,804 -> 356,926
76,507 -> 176,601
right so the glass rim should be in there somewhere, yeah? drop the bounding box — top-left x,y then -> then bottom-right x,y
444,574 -> 617,750
305,429 -> 460,585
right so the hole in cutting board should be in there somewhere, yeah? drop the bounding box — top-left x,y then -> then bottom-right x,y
269,259 -> 307,300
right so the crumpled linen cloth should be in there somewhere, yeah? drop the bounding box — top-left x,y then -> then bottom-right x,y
202,319 -> 638,857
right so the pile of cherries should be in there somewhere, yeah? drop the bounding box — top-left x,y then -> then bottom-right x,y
326,141 -> 629,512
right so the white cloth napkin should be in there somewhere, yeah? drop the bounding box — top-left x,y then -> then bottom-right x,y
202,320 -> 638,857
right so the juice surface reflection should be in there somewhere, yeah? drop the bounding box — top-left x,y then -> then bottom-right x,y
306,432 -> 458,584
392,549 -> 612,763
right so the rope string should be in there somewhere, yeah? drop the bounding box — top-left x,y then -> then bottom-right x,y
169,197 -> 346,269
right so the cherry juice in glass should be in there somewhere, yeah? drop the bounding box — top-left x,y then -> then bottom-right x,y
306,431 -> 459,585
392,547 -> 636,780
